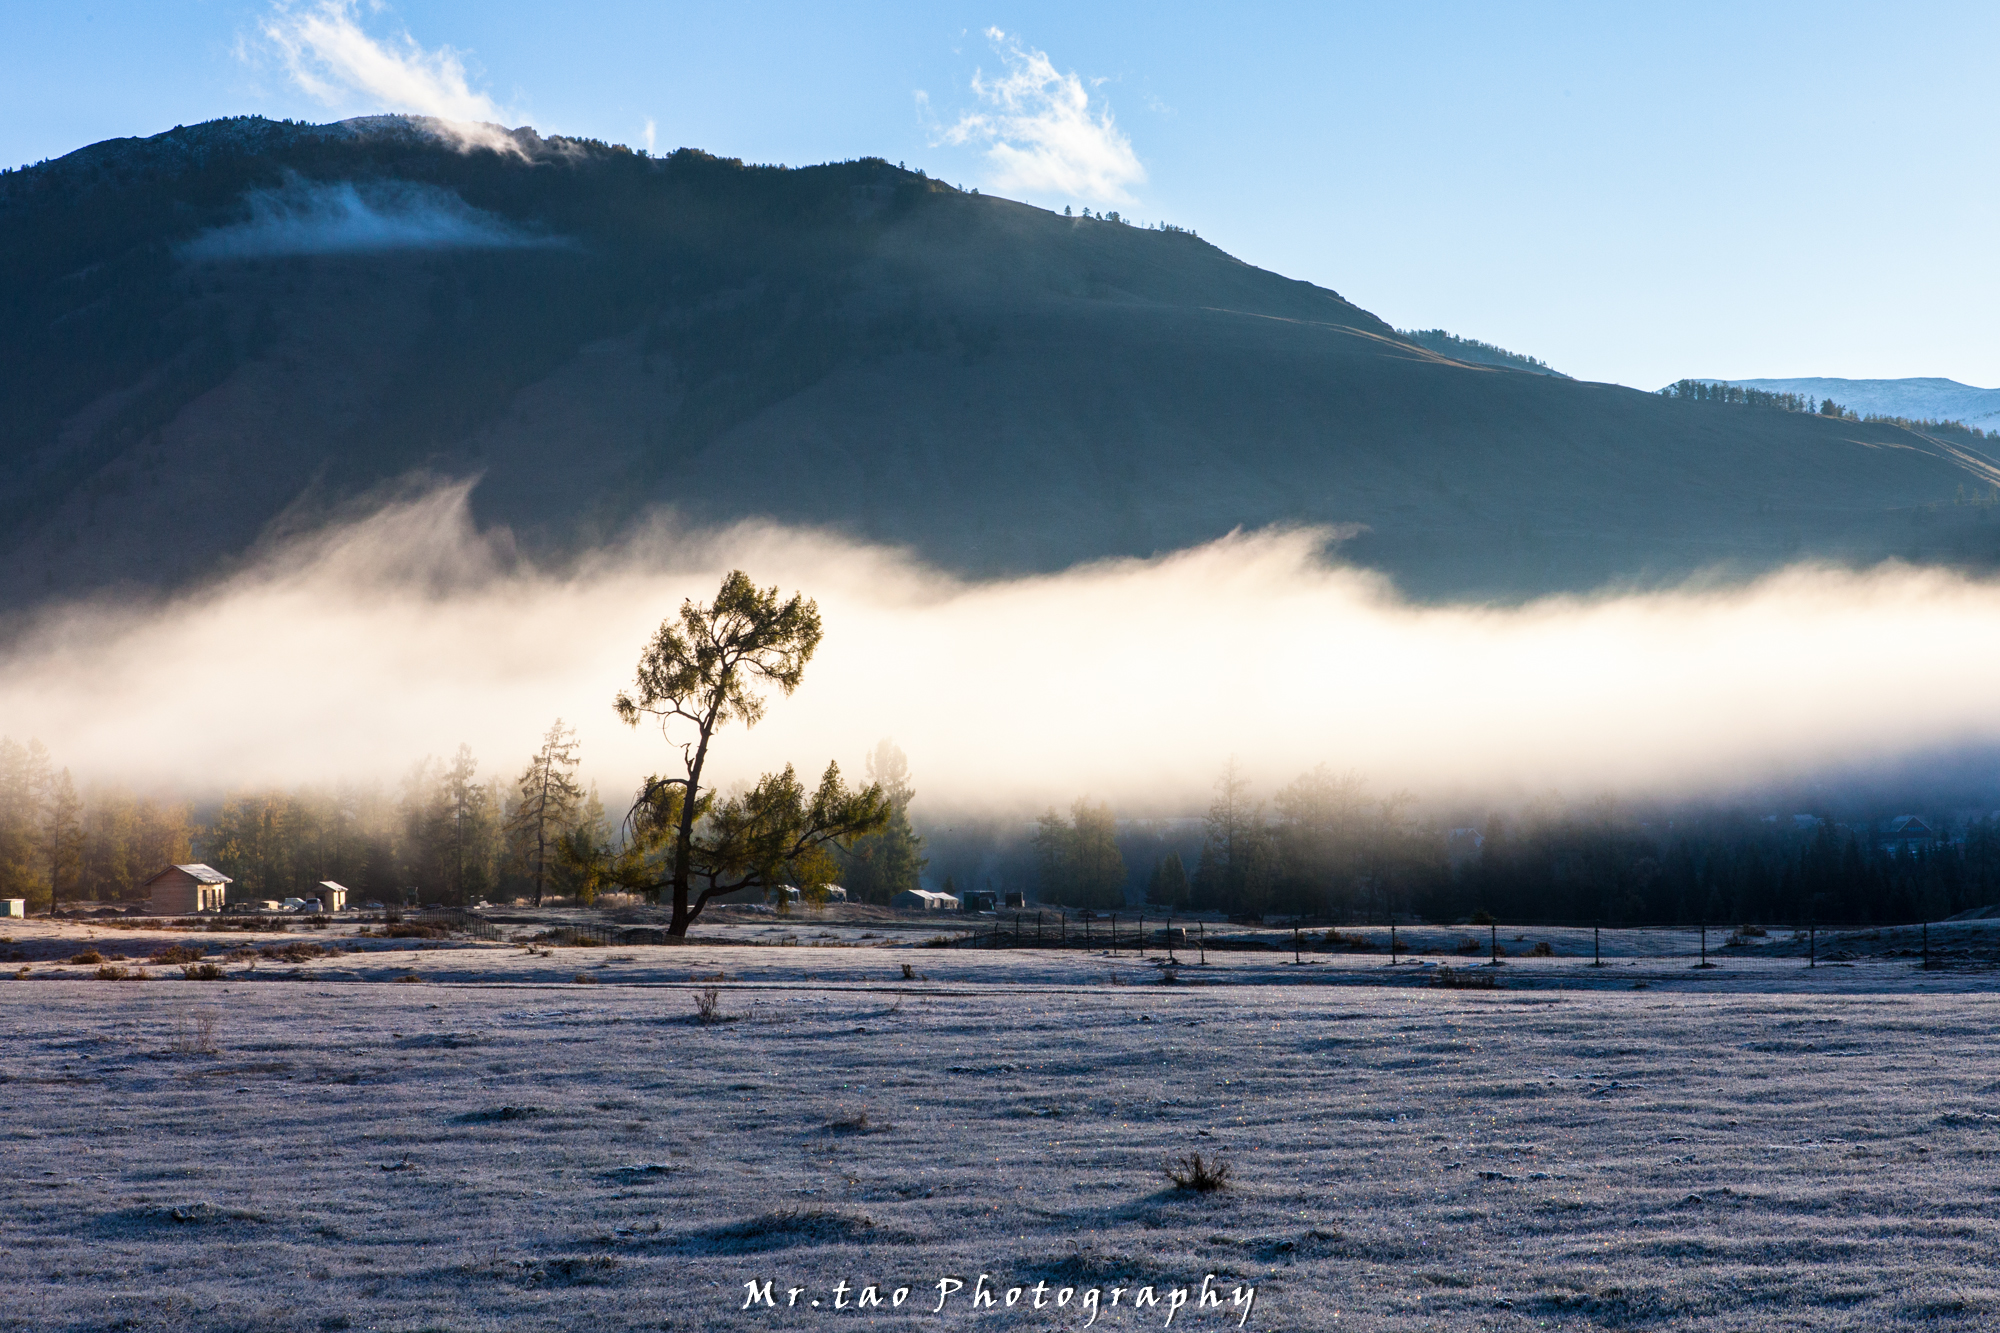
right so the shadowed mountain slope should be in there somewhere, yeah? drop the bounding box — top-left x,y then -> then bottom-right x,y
5,114 -> 2000,613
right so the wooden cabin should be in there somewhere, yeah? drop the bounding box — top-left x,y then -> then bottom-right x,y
143,864 -> 232,915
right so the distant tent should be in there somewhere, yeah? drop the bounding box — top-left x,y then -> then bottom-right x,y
892,889 -> 960,912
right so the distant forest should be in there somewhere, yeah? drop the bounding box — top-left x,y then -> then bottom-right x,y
1398,329 -> 1568,377
7,736 -> 1997,928
0,730 -> 926,914
1661,379 -> 1992,441
991,764 -> 2000,930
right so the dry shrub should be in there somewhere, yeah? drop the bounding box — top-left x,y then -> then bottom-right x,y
572,972 -> 599,985
71,949 -> 103,965
1530,941 -> 1555,957
827,1110 -> 874,1133
1165,1152 -> 1232,1193
169,1012 -> 220,1055
259,942 -> 329,963
1455,938 -> 1482,955
692,987 -> 723,1023
149,944 -> 204,965
900,963 -> 921,981
1431,966 -> 1497,990
379,924 -> 444,940
394,973 -> 423,984
1738,924 -> 1768,937
182,962 -> 226,981
95,963 -> 146,981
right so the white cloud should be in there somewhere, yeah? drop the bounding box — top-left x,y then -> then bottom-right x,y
942,29 -> 1146,204
258,1 -> 516,152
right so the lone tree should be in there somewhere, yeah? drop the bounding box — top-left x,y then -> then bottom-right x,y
613,571 -> 889,937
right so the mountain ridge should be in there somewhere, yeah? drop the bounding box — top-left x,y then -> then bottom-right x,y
5,114 -> 2000,615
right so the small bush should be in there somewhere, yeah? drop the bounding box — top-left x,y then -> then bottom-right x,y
95,964 -> 146,981
1165,1152 -> 1232,1193
1470,909 -> 1496,925
1431,966 -> 1497,989
71,950 -> 103,965
149,944 -> 204,965
1455,938 -> 1482,954
900,963 -> 922,980
260,942 -> 330,963
394,973 -> 423,984
1738,924 -> 1768,937
827,1110 -> 874,1133
182,962 -> 226,981
692,987 -> 723,1023
379,924 -> 444,940
573,972 -> 599,985
169,1012 -> 220,1054
1529,941 -> 1555,957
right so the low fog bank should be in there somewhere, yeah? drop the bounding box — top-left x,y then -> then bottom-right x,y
6,482 -> 2000,816
180,177 -> 558,258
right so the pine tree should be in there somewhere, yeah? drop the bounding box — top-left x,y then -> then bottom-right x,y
839,740 -> 926,903
45,769 -> 82,911
1147,852 -> 1190,908
1192,759 -> 1271,918
504,720 -> 584,906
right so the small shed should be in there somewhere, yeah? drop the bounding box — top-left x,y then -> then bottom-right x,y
892,888 -> 960,912
0,899 -> 24,918
315,881 -> 349,912
143,864 -> 232,915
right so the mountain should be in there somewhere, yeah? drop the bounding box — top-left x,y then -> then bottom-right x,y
6,114 -> 2000,616
1698,378 -> 2000,433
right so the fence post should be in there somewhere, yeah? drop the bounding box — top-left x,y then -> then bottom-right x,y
1139,914 -> 1146,956
1168,915 -> 1178,963
1923,918 -> 1929,971
1294,926 -> 1301,964
1110,914 -> 1116,955
1199,920 -> 1206,965
1809,915 -> 1815,969
1489,923 -> 1497,964
1593,923 -> 1601,967
1390,917 -> 1398,965
1061,913 -> 1067,947
1038,911 -> 1043,945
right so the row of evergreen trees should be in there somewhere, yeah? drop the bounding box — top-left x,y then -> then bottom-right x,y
0,737 -> 193,909
1660,379 -> 1991,440
1028,762 -> 2000,929
0,726 -> 614,911
0,728 -> 930,913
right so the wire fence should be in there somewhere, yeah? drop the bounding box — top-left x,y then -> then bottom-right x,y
926,913 -> 1981,970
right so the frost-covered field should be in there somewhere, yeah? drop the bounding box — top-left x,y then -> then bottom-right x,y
4,932 -> 2000,1331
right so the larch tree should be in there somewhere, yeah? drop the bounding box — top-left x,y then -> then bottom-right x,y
613,571 -> 890,937
45,769 -> 83,911
505,719 -> 584,906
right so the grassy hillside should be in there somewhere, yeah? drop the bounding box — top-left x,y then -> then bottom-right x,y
5,114 -> 1999,610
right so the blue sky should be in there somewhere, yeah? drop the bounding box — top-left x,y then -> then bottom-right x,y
6,2 -> 1996,389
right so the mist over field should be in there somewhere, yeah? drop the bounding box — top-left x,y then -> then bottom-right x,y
5,482 -> 2000,815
